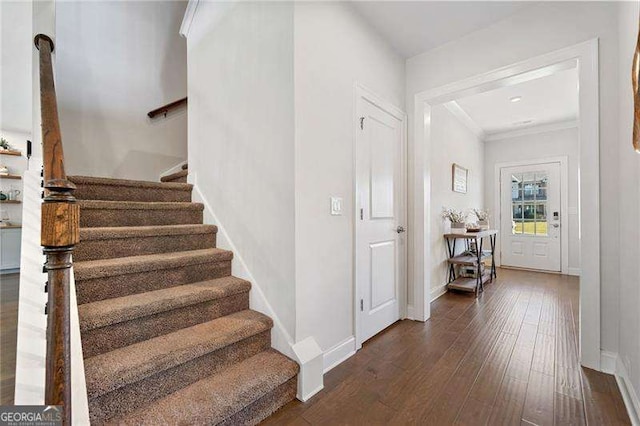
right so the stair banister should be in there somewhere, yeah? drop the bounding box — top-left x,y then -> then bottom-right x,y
35,33 -> 79,425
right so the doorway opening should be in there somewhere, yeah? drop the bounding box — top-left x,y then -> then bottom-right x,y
412,39 -> 600,370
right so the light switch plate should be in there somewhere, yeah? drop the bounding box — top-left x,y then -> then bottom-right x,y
330,197 -> 343,216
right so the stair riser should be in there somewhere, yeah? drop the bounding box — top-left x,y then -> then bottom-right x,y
91,331 -> 271,425
219,377 -> 297,426
74,183 -> 191,203
82,292 -> 249,358
75,232 -> 216,261
76,260 -> 232,304
80,208 -> 203,227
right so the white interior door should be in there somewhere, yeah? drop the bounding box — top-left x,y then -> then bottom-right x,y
500,162 -> 561,272
356,95 -> 405,345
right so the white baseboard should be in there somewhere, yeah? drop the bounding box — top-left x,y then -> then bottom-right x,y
406,304 -> 415,320
159,160 -> 188,179
191,183 -> 295,358
567,267 -> 581,276
600,350 -> 617,374
323,336 -> 356,374
430,284 -> 448,302
615,354 -> 640,425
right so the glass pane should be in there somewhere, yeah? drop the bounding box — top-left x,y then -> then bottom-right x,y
511,203 -> 523,235
511,174 -> 522,201
536,187 -> 547,201
535,203 -> 548,236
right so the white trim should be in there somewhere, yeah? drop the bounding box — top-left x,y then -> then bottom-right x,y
159,160 -> 188,179
291,337 -> 324,401
353,83 -> 408,350
443,101 -> 486,140
191,182 -> 295,358
493,156 -> 570,275
179,0 -> 200,38
414,39 -> 600,370
567,267 -> 581,276
406,304 -> 415,320
600,350 -> 617,374
430,284 -> 448,302
616,355 -> 640,425
484,119 -> 578,142
323,336 -> 356,374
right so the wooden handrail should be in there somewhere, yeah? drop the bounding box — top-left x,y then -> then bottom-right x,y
35,33 -> 79,425
147,97 -> 187,118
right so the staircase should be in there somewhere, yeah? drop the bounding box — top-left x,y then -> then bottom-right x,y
69,171 -> 298,425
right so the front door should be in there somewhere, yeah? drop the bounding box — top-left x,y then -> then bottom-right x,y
355,94 -> 406,344
500,162 -> 561,272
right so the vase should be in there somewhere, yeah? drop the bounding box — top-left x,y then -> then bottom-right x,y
451,222 -> 466,234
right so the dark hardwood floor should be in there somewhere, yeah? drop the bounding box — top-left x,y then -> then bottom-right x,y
264,268 -> 630,425
0,273 -> 19,405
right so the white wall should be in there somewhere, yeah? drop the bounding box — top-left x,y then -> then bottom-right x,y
616,0 -> 640,408
55,1 -> 187,181
0,0 -> 32,133
187,1 -> 296,338
406,1 -> 620,353
429,106 -> 483,298
484,127 -> 580,272
293,2 -> 405,354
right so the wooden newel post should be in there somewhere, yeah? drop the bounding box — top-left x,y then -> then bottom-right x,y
36,33 -> 79,426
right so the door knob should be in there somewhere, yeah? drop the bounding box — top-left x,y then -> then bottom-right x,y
396,226 -> 406,233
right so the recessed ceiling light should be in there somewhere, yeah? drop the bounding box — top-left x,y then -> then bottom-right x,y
510,96 -> 522,103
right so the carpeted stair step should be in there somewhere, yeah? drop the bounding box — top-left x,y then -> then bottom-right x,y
86,310 -> 274,424
109,349 -> 299,426
79,276 -> 251,358
78,200 -> 203,227
160,169 -> 187,183
74,248 -> 233,304
69,175 -> 192,202
75,224 -> 217,261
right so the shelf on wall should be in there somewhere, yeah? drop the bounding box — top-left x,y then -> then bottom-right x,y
0,200 -> 21,204
0,150 -> 21,157
0,225 -> 22,229
0,175 -> 21,180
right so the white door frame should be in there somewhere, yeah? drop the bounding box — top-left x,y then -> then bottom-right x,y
413,39 -> 600,370
494,157 -> 570,274
353,83 -> 408,350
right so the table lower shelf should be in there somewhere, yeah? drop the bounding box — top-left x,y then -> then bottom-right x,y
448,272 -> 492,292
447,251 -> 492,266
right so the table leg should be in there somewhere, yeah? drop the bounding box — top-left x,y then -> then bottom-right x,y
446,237 -> 456,283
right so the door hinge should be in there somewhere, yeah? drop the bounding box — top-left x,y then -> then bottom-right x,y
359,116 -> 365,130
360,208 -> 364,220
360,299 -> 364,312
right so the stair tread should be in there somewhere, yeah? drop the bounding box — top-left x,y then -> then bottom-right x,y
79,276 -> 250,331
79,224 -> 217,240
75,248 -> 233,280
78,200 -> 203,210
69,175 -> 192,191
85,309 -> 273,398
114,349 -> 298,425
161,169 -> 188,182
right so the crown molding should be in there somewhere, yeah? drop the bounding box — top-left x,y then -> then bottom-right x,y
179,0 -> 200,38
484,119 -> 578,142
443,101 -> 486,140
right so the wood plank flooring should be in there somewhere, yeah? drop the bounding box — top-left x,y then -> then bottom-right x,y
0,273 -> 19,405
264,268 -> 630,425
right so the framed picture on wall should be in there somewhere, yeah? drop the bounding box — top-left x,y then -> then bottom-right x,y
452,163 -> 468,193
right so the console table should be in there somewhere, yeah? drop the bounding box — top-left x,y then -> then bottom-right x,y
443,229 -> 498,296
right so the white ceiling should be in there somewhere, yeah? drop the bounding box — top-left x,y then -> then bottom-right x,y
350,1 -> 534,58
453,67 -> 578,137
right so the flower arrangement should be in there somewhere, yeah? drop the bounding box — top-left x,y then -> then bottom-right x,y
442,208 -> 467,224
473,209 -> 489,221
0,138 -> 10,150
